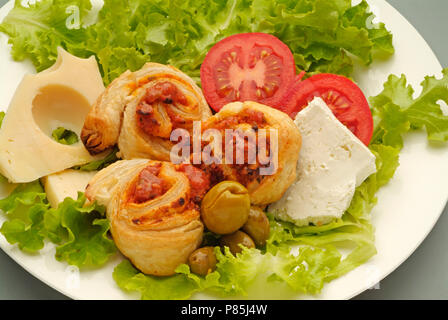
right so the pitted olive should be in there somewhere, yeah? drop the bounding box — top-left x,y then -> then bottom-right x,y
242,207 -> 270,246
220,231 -> 255,255
201,181 -> 250,235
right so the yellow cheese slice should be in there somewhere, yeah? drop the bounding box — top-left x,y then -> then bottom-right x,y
42,169 -> 98,208
0,47 -> 105,183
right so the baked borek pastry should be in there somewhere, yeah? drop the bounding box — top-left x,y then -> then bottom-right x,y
81,63 -> 211,160
85,159 -> 210,276
199,101 -> 302,205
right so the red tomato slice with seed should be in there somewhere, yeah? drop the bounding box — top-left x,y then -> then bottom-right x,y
282,73 -> 373,145
200,33 -> 296,112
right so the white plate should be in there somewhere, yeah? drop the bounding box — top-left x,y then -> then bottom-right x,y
0,0 -> 447,300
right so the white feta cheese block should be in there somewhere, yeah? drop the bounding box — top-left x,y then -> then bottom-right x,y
269,97 -> 377,226
42,169 -> 97,208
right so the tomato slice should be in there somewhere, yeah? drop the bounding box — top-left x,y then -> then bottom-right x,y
282,74 -> 373,145
200,33 -> 296,112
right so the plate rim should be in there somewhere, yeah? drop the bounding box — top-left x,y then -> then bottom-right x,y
346,0 -> 445,299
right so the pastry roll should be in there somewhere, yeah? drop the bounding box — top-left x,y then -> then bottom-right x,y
85,159 -> 209,276
199,101 -> 302,205
81,63 -> 211,160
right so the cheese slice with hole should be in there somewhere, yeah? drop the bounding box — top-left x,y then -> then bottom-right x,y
0,48 -> 105,183
42,169 -> 98,208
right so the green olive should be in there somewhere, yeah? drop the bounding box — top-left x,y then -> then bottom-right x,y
201,181 -> 250,235
188,247 -> 217,276
220,231 -> 255,255
242,207 -> 270,247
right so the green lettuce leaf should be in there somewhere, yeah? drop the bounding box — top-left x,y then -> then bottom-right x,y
0,204 -> 49,253
342,0 -> 394,59
370,68 -> 448,148
267,208 -> 376,282
73,147 -> 119,172
114,245 -> 346,299
0,111 -> 5,127
0,174 -> 7,184
84,0 -> 149,83
268,246 -> 342,292
0,181 -> 49,252
51,127 -> 79,145
114,260 -> 203,300
0,0 -> 94,71
0,0 -> 393,84
46,193 -> 116,267
346,144 -> 400,220
0,183 -> 116,266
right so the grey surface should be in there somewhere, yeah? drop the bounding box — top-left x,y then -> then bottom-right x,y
0,0 -> 447,300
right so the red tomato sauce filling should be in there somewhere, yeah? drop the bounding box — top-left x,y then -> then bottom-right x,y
208,109 -> 266,131
136,82 -> 189,138
132,164 -> 170,204
177,164 -> 211,203
200,109 -> 271,187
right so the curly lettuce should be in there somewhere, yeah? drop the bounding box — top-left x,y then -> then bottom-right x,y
45,193 -> 116,267
0,181 -> 48,252
114,245 -> 342,299
0,183 -> 116,266
72,147 -> 119,172
0,111 -> 5,127
0,0 -> 93,71
0,0 -> 393,84
371,69 -> 448,148
51,127 -> 79,145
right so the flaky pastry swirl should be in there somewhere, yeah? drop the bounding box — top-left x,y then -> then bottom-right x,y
85,159 -> 203,276
81,63 -> 211,161
201,101 -> 302,205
